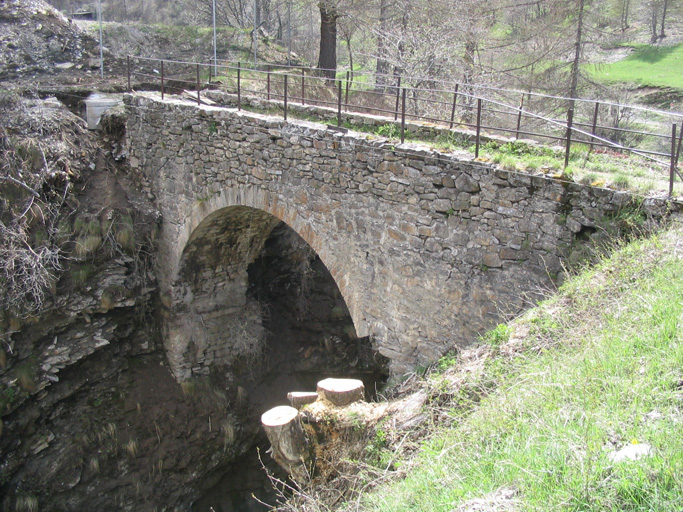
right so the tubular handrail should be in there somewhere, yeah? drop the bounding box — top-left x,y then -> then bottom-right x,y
125,56 -> 682,195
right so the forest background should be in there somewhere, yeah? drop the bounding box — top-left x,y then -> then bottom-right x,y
43,0 -> 683,109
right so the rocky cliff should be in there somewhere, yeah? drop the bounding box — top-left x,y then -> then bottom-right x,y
0,82 -> 265,512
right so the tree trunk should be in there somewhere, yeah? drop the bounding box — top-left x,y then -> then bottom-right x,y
620,0 -> 630,31
375,0 -> 391,91
650,1 -> 659,43
345,33 -> 354,81
660,0 -> 669,39
318,2 -> 338,79
261,406 -> 313,482
287,391 -> 319,409
254,0 -> 261,27
568,0 -> 585,110
317,378 -> 365,406
461,38 -> 476,121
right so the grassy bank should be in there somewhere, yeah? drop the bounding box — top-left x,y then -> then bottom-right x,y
590,44 -> 683,91
355,223 -> 683,511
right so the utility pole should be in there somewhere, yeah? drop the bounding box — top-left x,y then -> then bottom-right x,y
253,0 -> 258,67
568,0 -> 585,111
209,0 -> 218,76
287,0 -> 291,66
97,0 -> 103,78
212,0 -> 217,75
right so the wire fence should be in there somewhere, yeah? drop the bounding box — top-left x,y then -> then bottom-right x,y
126,56 -> 683,196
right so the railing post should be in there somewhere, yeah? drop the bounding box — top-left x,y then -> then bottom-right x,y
237,62 -> 241,111
267,66 -> 271,101
475,98 -> 482,158
449,83 -> 459,129
394,76 -> 402,122
515,93 -> 525,140
345,70 -> 350,111
589,101 -> 600,152
301,68 -> 305,105
160,60 -> 165,100
670,123 -> 677,197
127,56 -> 131,92
400,88 -> 407,143
337,79 -> 342,128
196,63 -> 201,105
564,108 -> 574,169
284,74 -> 288,121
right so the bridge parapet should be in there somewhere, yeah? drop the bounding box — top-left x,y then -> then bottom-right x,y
125,92 -> 679,379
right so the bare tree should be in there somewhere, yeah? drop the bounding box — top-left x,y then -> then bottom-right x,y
647,0 -> 671,42
569,0 -> 587,107
659,0 -> 670,38
620,0 -> 631,30
318,0 -> 339,77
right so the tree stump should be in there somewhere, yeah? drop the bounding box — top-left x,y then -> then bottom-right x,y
287,391 -> 319,409
261,405 -> 312,482
316,378 -> 365,406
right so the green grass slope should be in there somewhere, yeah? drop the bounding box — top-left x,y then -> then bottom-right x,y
590,44 -> 683,91
357,223 -> 683,511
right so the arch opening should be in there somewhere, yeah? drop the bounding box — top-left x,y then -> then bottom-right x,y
170,206 -> 388,510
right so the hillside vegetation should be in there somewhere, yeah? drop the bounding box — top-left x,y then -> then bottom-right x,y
336,222 -> 683,511
591,43 -> 683,92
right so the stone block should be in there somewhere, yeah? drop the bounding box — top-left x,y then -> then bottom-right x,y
500,247 -> 519,260
482,252 -> 502,268
387,228 -> 407,242
455,173 -> 480,192
442,176 -> 456,188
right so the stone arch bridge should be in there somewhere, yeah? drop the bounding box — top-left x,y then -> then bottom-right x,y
124,92 -> 675,380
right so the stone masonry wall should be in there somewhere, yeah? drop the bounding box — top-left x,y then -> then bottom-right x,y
125,92 -> 680,379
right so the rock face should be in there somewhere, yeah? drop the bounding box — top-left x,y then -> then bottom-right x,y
0,0 -> 101,80
0,135 -> 245,510
125,92 -> 682,379
0,93 -> 276,511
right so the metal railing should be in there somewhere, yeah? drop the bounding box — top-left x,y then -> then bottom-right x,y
126,56 -> 683,196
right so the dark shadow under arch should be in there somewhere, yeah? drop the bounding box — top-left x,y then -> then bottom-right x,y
175,207 -> 389,511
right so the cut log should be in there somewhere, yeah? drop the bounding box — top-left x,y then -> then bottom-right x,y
316,378 -> 365,406
287,391 -> 319,409
261,405 -> 312,482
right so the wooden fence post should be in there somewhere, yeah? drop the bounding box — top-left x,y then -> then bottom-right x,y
337,79 -> 343,127
394,76 -> 402,122
400,88 -> 407,143
564,108 -> 574,169
449,83 -> 459,129
237,62 -> 241,111
284,73 -> 288,121
267,66 -> 271,101
345,70 -> 350,111
475,98 -> 482,158
589,101 -> 600,153
670,123 -> 677,197
196,64 -> 201,105
301,68 -> 305,105
515,93 -> 525,140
